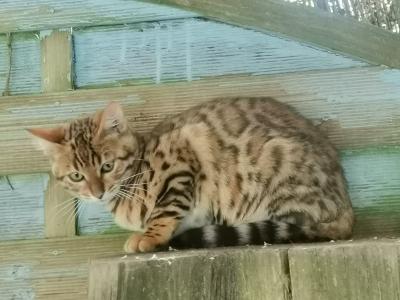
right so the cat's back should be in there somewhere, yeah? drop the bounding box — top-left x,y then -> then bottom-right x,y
152,97 -> 330,150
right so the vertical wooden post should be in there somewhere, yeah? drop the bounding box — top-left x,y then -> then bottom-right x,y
41,29 -> 76,237
41,30 -> 73,92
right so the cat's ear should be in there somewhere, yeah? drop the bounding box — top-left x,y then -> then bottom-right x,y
96,101 -> 128,136
26,127 -> 65,156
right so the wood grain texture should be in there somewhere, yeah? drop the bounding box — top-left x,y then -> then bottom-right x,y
41,29 -> 76,238
73,18 -> 366,88
89,246 -> 291,300
343,150 -> 400,238
41,30 -> 73,92
0,174 -> 47,240
289,239 -> 400,300
45,176 -> 76,238
77,201 -> 126,235
141,0 -> 400,68
1,66 -> 400,175
0,0 -> 196,33
0,234 -> 127,300
0,32 -> 41,95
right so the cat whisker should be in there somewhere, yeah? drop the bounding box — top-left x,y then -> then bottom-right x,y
123,185 -> 148,192
59,201 -> 77,225
66,201 -> 79,226
51,198 -> 78,221
116,190 -> 145,205
77,201 -> 86,221
119,169 -> 152,183
53,197 -> 78,209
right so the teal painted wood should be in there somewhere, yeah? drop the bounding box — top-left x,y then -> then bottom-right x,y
342,149 -> 400,237
0,33 -> 41,96
73,18 -> 367,88
0,174 -> 47,240
10,33 -> 42,95
78,202 -> 125,235
0,35 -> 8,95
0,0 -> 196,33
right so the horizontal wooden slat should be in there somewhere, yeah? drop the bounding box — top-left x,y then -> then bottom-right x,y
141,0 -> 400,68
0,234 -> 128,300
73,18 -> 366,88
0,0 -> 196,33
1,66 -> 400,175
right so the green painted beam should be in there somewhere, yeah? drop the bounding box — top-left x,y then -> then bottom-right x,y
140,0 -> 400,68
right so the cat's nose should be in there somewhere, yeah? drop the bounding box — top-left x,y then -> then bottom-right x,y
98,193 -> 104,200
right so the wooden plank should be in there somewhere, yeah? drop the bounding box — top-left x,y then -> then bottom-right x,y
44,176 -> 76,238
77,201 -> 127,236
0,174 -> 47,240
289,239 -> 400,300
41,30 -> 73,92
1,33 -> 11,96
141,0 -> 400,68
342,149 -> 400,238
89,246 -> 290,300
2,66 -> 400,175
0,234 -> 127,300
0,0 -> 195,33
0,32 -> 42,96
73,19 -> 366,88
40,29 -> 76,238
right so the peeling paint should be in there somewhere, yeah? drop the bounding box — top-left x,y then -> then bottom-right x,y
0,174 -> 47,240
39,29 -> 53,40
0,32 -> 41,95
74,18 -> 366,88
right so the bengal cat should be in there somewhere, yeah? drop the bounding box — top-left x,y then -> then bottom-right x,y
28,97 -> 354,253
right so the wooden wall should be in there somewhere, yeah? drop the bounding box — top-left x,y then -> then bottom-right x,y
0,0 -> 399,299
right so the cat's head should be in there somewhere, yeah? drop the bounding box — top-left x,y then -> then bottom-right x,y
28,102 -> 143,203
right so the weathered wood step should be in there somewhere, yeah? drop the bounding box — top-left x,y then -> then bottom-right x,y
88,239 -> 400,300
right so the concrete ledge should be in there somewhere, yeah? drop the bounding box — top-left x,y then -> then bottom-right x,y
88,239 -> 400,300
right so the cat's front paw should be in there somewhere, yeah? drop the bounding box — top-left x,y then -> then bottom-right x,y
123,234 -> 143,253
123,234 -> 159,253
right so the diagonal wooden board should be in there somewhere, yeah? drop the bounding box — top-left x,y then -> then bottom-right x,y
0,0 -> 195,33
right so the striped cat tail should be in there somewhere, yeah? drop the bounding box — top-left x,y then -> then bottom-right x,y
169,220 -> 326,249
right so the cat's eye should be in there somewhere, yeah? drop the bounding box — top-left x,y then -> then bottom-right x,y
68,172 -> 84,182
101,161 -> 115,173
